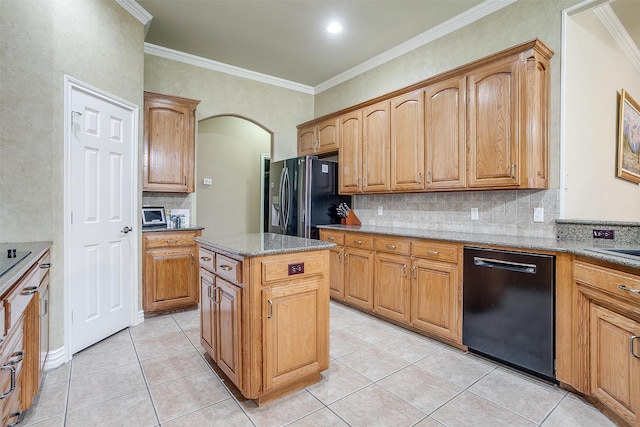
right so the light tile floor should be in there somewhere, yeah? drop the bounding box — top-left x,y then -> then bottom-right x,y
23,301 -> 616,427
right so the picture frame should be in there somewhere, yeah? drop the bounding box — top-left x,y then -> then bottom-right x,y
617,89 -> 640,184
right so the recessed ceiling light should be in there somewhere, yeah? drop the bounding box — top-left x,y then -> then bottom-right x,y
326,21 -> 342,34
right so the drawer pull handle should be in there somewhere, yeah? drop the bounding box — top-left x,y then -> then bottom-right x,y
219,265 -> 233,271
166,239 -> 179,244
328,236 -> 335,241
403,264 -> 407,277
40,263 -> 51,269
267,299 -> 273,319
9,351 -> 24,366
386,244 -> 396,250
427,250 -> 440,256
200,256 -> 212,262
7,411 -> 23,427
619,285 -> 640,295
0,365 -> 15,399
354,240 -> 363,245
631,335 -> 640,359
21,286 -> 38,295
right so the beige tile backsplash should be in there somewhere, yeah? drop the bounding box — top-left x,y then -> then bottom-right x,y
353,189 -> 559,239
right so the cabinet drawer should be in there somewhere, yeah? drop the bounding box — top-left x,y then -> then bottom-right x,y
144,231 -> 198,249
344,233 -> 374,250
261,251 -> 326,284
216,254 -> 242,284
375,236 -> 410,255
4,267 -> 37,333
320,230 -> 344,245
198,248 -> 215,273
575,261 -> 640,303
412,241 -> 459,264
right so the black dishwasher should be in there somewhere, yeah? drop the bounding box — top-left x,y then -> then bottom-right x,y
463,247 -> 556,382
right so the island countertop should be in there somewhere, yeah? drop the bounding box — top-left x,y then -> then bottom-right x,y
195,232 -> 335,257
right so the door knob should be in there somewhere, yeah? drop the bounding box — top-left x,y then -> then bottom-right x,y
121,226 -> 132,234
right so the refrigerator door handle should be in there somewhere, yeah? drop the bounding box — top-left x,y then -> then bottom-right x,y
280,166 -> 290,232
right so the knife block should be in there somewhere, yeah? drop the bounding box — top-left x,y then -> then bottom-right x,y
342,210 -> 361,226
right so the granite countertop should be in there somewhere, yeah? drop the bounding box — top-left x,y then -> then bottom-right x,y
0,241 -> 52,296
319,224 -> 640,270
142,225 -> 205,233
196,233 -> 335,257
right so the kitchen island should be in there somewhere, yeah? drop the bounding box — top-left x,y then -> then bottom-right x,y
195,233 -> 334,405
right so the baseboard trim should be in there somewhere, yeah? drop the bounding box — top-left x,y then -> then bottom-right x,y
43,346 -> 67,371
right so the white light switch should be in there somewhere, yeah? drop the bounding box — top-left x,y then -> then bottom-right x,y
471,208 -> 479,220
533,207 -> 544,222
377,206 -> 383,216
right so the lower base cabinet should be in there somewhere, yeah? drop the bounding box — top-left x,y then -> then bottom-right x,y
199,245 -> 329,405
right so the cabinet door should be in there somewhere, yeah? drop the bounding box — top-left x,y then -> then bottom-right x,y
374,253 -> 411,323
467,56 -> 519,188
390,90 -> 425,191
199,269 -> 215,355
144,246 -> 198,312
215,278 -> 242,387
143,94 -> 198,192
590,304 -> 640,426
328,247 -> 345,301
339,110 -> 362,194
362,100 -> 390,192
263,281 -> 322,392
425,76 -> 466,189
411,258 -> 460,342
316,117 -> 340,153
344,247 -> 374,311
297,125 -> 316,156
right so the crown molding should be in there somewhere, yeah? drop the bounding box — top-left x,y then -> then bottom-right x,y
144,43 -> 315,95
314,0 -> 518,93
115,0 -> 152,26
594,4 -> 640,73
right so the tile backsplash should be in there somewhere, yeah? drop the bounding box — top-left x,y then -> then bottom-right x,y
353,189 -> 559,238
142,192 -> 193,215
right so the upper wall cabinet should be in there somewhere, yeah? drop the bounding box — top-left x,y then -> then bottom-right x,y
298,117 -> 340,156
143,91 -> 201,193
298,39 -> 553,194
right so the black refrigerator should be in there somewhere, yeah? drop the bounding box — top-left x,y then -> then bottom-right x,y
268,156 -> 351,239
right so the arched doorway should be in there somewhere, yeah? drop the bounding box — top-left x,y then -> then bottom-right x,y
196,115 -> 272,236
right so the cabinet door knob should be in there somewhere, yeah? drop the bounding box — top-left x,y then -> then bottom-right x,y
631,335 -> 640,359
267,299 -> 273,319
328,236 -> 335,241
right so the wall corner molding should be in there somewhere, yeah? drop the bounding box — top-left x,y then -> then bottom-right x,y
115,0 -> 153,27
594,4 -> 640,73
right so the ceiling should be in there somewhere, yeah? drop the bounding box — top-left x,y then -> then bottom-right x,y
137,0 -> 640,89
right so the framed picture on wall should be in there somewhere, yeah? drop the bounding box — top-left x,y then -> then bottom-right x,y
617,89 -> 640,184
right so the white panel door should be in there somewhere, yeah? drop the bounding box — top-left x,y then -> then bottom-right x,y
69,85 -> 135,354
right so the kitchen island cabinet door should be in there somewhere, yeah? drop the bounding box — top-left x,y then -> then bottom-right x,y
200,269 -> 215,354
344,247 -> 374,311
590,304 -> 640,427
374,252 -> 411,323
262,281 -> 324,394
215,278 -> 242,388
410,258 -> 460,342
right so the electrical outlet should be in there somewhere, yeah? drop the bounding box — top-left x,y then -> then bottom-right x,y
288,263 -> 304,275
593,229 -> 614,239
533,207 -> 544,223
471,208 -> 479,220
378,206 -> 383,216
202,178 -> 212,185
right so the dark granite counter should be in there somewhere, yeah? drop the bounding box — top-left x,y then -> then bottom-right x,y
319,224 -> 640,270
0,241 -> 52,296
195,233 -> 335,257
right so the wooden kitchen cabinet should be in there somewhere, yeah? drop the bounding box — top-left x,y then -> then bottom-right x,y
374,236 -> 411,323
297,117 -> 339,156
410,241 -> 461,342
425,75 -> 466,190
338,110 -> 362,194
319,230 -> 346,300
390,90 -> 425,191
198,239 -> 329,405
344,234 -> 375,311
143,230 -> 201,313
362,100 -> 390,193
564,260 -> 640,427
143,91 -> 200,193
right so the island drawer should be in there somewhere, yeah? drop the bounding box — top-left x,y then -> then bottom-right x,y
216,254 -> 242,284
344,233 -> 374,250
411,241 -> 459,264
261,251 -> 326,284
198,248 -> 215,273
144,231 -> 198,249
320,230 -> 344,245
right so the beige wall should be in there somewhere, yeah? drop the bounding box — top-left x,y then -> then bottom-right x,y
143,55 -> 313,162
563,7 -> 640,221
196,117 -> 271,235
0,0 -> 144,351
